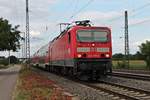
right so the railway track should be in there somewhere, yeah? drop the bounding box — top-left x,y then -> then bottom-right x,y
110,71 -> 150,81
33,66 -> 150,100
113,69 -> 150,75
82,81 -> 150,100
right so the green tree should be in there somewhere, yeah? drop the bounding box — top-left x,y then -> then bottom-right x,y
7,56 -> 19,64
133,51 -> 144,60
112,53 -> 124,60
139,40 -> 150,69
0,18 -> 22,52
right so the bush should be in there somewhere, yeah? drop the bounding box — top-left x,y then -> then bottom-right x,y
145,57 -> 150,69
7,56 -> 19,64
117,61 -> 126,69
0,59 -> 9,66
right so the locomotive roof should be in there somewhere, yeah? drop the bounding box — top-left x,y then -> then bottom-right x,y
50,25 -> 110,43
32,24 -> 111,57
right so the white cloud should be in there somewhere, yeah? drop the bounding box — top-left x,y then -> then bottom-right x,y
129,18 -> 150,26
30,31 -> 41,37
0,0 -> 59,57
75,11 -> 121,21
1,0 -> 150,57
133,39 -> 150,46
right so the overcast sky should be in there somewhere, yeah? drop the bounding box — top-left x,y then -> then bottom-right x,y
0,0 -> 150,57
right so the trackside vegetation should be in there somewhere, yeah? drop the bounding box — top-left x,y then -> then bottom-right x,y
13,66 -> 73,100
112,40 -> 150,70
112,60 -> 147,70
0,56 -> 19,69
139,40 -> 150,69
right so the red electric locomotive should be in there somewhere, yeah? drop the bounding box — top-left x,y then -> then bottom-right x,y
32,20 -> 112,80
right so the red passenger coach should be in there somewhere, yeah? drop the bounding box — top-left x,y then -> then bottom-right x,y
31,44 -> 49,68
32,20 -> 112,80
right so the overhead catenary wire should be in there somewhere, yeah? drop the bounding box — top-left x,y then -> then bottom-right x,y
70,0 -> 79,20
129,18 -> 150,27
69,0 -> 95,21
108,2 -> 150,22
44,0 -> 85,41
37,0 -> 95,42
51,1 -> 150,37
128,2 -> 150,18
112,18 -> 150,30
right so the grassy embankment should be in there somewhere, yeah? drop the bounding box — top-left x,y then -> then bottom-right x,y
112,60 -> 147,70
13,65 -> 72,100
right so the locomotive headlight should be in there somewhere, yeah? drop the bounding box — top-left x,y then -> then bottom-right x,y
92,43 -> 95,46
105,54 -> 110,58
77,54 -> 82,58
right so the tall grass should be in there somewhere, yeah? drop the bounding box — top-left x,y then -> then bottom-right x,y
113,60 -> 147,70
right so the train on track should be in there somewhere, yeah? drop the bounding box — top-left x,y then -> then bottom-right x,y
31,20 -> 112,80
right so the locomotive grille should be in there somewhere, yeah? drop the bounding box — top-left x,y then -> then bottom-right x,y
77,47 -> 90,52
97,48 -> 109,52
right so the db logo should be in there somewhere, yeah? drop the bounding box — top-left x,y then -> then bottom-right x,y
91,47 -> 95,52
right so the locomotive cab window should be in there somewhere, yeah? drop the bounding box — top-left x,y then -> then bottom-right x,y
68,32 -> 71,43
77,30 -> 108,42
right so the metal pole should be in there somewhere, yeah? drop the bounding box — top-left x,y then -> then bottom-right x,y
21,32 -> 25,60
26,0 -> 30,67
8,50 -> 10,64
23,32 -> 25,59
124,11 -> 130,68
21,40 -> 23,59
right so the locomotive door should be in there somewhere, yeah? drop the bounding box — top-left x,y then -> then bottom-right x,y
65,32 -> 71,66
49,46 -> 52,66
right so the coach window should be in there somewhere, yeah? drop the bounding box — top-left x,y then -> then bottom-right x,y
68,32 -> 71,44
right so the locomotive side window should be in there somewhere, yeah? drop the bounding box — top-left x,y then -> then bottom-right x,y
68,32 -> 71,43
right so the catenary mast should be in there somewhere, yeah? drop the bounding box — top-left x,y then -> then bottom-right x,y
26,0 -> 30,66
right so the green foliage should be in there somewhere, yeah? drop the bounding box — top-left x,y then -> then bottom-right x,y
113,60 -> 147,70
117,61 -> 126,69
7,56 -> 19,64
139,40 -> 150,68
0,58 -> 9,66
132,51 -> 144,60
113,52 -> 144,60
0,18 -> 23,52
112,53 -> 124,60
0,56 -> 19,66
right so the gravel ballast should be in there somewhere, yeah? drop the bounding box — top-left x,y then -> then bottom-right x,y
32,67 -> 150,100
103,76 -> 150,91
32,68 -> 113,100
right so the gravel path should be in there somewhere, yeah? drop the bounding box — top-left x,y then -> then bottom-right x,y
32,68 -> 112,100
0,65 -> 21,100
103,76 -> 150,91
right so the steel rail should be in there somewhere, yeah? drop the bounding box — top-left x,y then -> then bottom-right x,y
110,71 -> 150,81
82,81 -> 150,100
